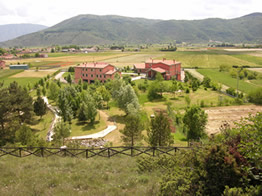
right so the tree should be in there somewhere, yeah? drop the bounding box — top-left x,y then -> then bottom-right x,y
58,90 -> 74,123
15,124 -> 34,146
78,103 -> 88,121
147,111 -> 173,146
147,81 -> 162,100
53,120 -> 71,145
120,114 -> 143,146
202,76 -> 211,88
183,105 -> 208,141
66,74 -> 72,85
117,84 -> 140,115
97,86 -> 111,109
79,93 -> 98,124
48,81 -> 60,101
248,87 -> 262,105
8,81 -> 33,123
33,96 -> 47,118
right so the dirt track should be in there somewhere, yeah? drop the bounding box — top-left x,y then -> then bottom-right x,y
204,105 -> 262,135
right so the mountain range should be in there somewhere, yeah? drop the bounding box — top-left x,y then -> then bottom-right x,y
0,24 -> 47,42
1,13 -> 262,47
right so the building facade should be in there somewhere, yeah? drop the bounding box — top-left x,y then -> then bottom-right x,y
9,64 -> 29,70
134,58 -> 181,81
74,62 -> 120,83
0,60 -> 5,69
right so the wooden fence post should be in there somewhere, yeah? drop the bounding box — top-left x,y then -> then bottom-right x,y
19,147 -> 22,157
40,147 -> 44,157
107,148 -> 110,158
85,149 -> 88,158
131,146 -> 134,157
153,147 -> 155,157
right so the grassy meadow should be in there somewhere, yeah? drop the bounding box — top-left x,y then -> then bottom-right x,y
197,69 -> 262,94
0,156 -> 160,196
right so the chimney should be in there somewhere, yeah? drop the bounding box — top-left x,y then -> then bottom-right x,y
163,58 -> 166,61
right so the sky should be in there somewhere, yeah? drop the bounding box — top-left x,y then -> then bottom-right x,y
0,0 -> 261,27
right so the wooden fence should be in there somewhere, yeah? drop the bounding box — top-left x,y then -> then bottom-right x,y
0,146 -> 190,159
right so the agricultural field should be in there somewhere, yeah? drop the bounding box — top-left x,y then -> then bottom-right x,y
104,53 -> 164,68
163,50 -> 262,68
5,52 -> 130,69
197,69 -> 262,94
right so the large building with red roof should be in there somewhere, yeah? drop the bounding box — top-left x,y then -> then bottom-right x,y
74,62 -> 120,83
134,58 -> 182,81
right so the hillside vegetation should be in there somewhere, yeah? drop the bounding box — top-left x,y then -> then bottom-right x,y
0,24 -> 47,42
1,13 -> 262,47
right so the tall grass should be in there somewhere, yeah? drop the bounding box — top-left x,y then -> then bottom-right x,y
0,156 -> 160,195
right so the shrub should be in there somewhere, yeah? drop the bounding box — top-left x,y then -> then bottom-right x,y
248,88 -> 262,105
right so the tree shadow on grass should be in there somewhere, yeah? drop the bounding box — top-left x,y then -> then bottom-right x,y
108,114 -> 126,124
76,121 -> 100,132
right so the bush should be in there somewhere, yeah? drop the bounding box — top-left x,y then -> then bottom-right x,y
248,88 -> 262,105
226,87 -> 237,97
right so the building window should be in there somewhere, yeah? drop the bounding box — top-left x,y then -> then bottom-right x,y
100,69 -> 102,72
100,75 -> 102,78
82,68 -> 85,71
91,69 -> 93,71
86,74 -> 88,77
96,75 -> 98,78
86,68 -> 88,71
104,75 -> 106,78
82,74 -> 84,77
91,74 -> 93,77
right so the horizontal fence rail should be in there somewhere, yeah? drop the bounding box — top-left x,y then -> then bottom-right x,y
0,146 -> 191,159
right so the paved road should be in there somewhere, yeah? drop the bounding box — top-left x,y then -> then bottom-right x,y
71,125 -> 117,140
55,71 -> 67,83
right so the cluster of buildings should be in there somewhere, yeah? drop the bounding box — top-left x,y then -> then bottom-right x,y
74,58 -> 182,83
134,58 -> 181,80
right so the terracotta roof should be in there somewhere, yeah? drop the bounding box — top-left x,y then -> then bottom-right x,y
134,63 -> 146,69
151,67 -> 166,73
145,59 -> 180,66
77,62 -> 111,68
105,70 -> 117,75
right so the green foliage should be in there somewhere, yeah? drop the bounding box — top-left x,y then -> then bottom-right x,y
120,113 -> 144,146
248,88 -> 262,105
53,120 -> 71,145
202,76 -> 211,88
66,74 -> 72,85
147,111 -> 173,146
48,81 -> 60,101
183,105 -> 207,141
112,78 -> 140,115
203,145 -> 242,195
15,124 -> 34,146
226,87 -> 237,97
33,96 -> 47,118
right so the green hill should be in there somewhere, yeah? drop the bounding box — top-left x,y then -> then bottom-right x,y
1,13 -> 262,47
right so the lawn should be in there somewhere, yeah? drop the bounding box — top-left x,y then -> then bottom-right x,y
70,113 -> 107,137
31,110 -> 54,139
1,77 -> 40,87
197,69 -> 261,94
